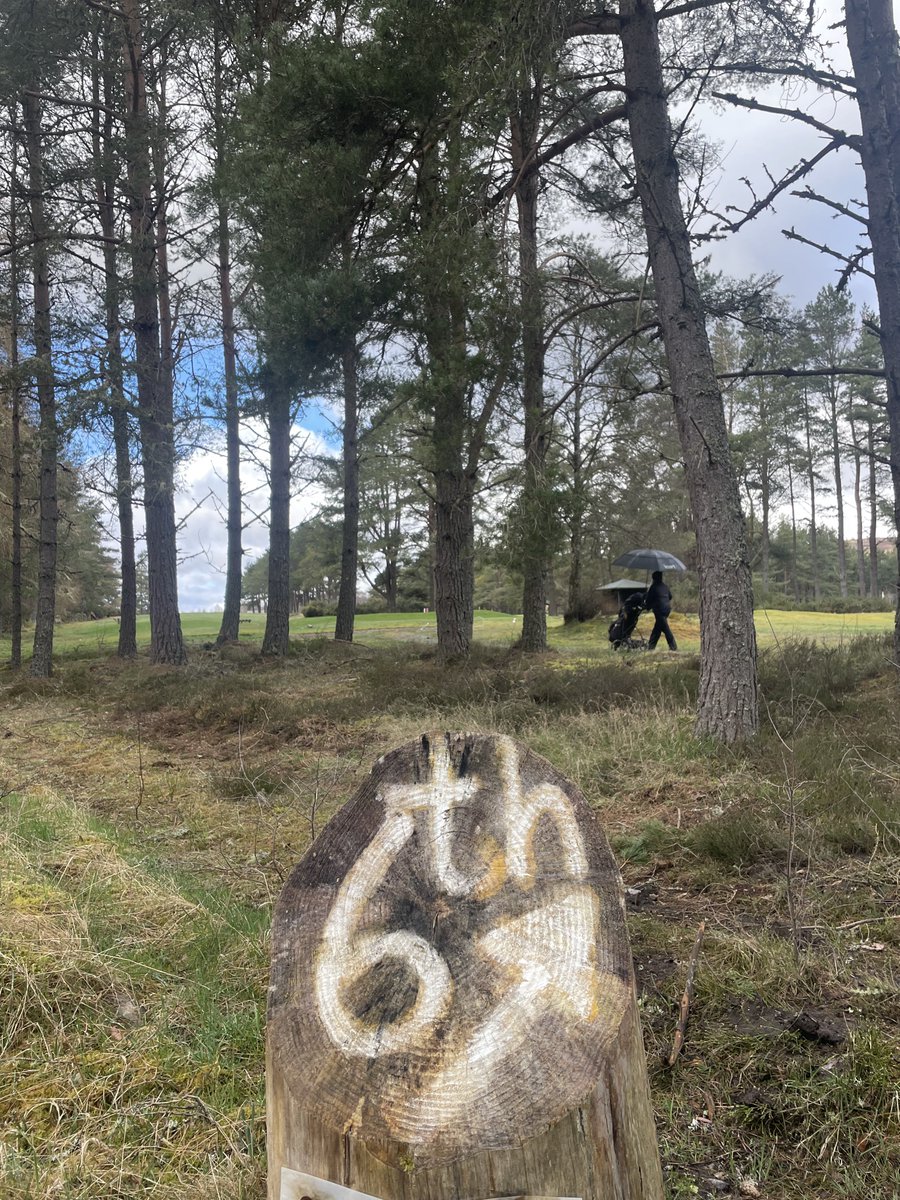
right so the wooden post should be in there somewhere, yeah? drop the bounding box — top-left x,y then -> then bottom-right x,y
267,733 -> 664,1200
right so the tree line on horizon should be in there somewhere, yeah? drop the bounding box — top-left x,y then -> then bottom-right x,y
2,0 -> 900,746
238,283 -> 896,618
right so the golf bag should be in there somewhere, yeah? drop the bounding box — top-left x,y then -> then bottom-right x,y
608,590 -> 647,650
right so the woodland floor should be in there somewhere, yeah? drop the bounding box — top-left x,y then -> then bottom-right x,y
1,614 -> 898,1199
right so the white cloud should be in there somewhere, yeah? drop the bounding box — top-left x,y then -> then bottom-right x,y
172,419 -> 333,611
93,420 -> 334,613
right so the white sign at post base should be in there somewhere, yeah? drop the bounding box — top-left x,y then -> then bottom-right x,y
280,1168 -> 581,1200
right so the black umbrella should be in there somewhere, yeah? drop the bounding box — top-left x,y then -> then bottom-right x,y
612,548 -> 687,574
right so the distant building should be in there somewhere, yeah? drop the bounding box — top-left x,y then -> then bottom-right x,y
596,578 -> 646,616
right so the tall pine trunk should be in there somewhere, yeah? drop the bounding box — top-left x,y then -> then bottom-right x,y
433,456 -> 475,661
93,29 -> 137,658
758,385 -> 770,593
24,88 -> 58,679
803,389 -> 821,601
567,372 -> 585,619
760,463 -> 770,593
335,339 -> 360,642
620,0 -> 758,742
262,376 -> 291,656
420,142 -> 475,663
384,520 -> 399,612
215,195 -> 243,645
512,103 -> 549,652
213,32 -> 243,647
8,106 -> 23,669
868,422 -> 880,597
121,0 -> 186,665
845,0 -> 900,655
827,386 -> 848,597
151,46 -> 176,435
851,412 -> 867,596
786,454 -> 800,602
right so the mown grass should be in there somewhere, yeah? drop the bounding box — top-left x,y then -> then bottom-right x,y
0,625 -> 898,1198
0,605 -> 894,663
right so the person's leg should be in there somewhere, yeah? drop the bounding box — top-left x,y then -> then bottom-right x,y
662,617 -> 677,650
647,616 -> 662,649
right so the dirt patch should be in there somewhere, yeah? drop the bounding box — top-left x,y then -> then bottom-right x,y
633,948 -> 681,997
721,996 -> 851,1045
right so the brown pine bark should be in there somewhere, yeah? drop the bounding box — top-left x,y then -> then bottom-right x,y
267,733 -> 663,1200
213,31 -> 243,648
844,0 -> 900,654
335,340 -> 360,643
513,103 -> 549,653
756,384 -> 771,594
150,45 -> 176,435
619,0 -> 758,741
851,413 -> 867,596
262,376 -> 292,657
420,141 -> 475,663
868,422 -> 880,597
24,88 -> 58,680
567,388 -> 585,618
93,29 -> 137,659
8,106 -> 23,670
121,0 -> 186,665
826,382 -> 849,597
432,462 -> 475,661
786,452 -> 801,602
803,389 -> 822,601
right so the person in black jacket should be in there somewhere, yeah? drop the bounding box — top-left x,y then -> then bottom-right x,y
644,570 -> 677,650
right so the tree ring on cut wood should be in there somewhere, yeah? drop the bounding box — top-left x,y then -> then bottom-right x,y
268,732 -> 633,1168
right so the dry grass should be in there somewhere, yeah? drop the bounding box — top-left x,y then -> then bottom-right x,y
0,790 -> 267,1199
1,634 -> 899,1198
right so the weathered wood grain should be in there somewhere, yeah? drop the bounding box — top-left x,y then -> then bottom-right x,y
268,732 -> 663,1200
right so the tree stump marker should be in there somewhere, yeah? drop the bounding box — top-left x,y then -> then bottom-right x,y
267,733 -> 663,1200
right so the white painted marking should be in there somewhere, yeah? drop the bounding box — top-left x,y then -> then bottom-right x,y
398,887 -> 600,1140
381,738 -> 482,896
315,803 -> 452,1058
497,737 -> 589,885
314,736 -> 595,1084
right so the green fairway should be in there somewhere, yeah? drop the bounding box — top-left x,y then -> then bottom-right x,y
0,605 -> 894,664
751,607 -> 895,645
1,608 -> 526,659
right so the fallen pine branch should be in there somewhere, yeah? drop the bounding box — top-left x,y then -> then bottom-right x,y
668,920 -> 706,1068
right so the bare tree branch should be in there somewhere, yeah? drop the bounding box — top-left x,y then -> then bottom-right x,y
659,0 -> 732,18
23,88 -> 120,121
700,140 -> 844,237
782,226 -> 876,280
569,10 -> 620,36
793,186 -> 869,226
704,60 -> 856,94
569,0 -> 731,37
710,90 -> 862,149
533,102 -> 628,171
486,103 -> 627,209
78,0 -> 125,18
718,365 -> 886,381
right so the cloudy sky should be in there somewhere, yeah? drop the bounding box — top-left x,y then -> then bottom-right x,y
160,2 -> 888,610
169,419 -> 334,613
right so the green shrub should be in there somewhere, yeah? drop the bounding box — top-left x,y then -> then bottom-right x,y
688,807 -> 787,866
758,635 -> 892,713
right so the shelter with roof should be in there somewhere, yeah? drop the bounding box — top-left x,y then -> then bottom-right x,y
596,578 -> 646,616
